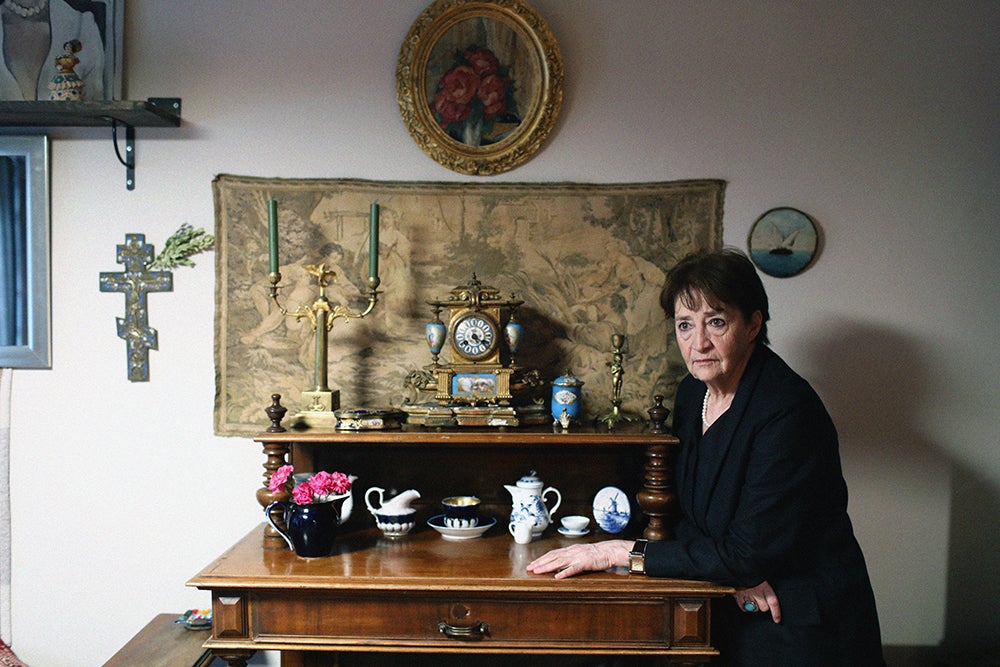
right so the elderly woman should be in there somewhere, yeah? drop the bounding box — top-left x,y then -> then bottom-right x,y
528,248 -> 885,666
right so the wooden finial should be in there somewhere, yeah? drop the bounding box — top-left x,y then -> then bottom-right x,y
265,394 -> 287,432
647,395 -> 670,434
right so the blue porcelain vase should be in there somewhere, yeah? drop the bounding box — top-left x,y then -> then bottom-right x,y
426,321 -> 446,356
265,496 -> 346,558
504,320 -> 522,355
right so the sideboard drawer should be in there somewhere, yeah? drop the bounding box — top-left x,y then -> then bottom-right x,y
249,590 -> 712,651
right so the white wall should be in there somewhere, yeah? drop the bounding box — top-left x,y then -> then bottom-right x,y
6,1 -> 998,664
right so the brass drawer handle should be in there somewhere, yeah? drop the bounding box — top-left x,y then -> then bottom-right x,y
438,620 -> 490,639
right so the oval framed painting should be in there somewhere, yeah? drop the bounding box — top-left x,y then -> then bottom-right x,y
396,0 -> 564,175
747,207 -> 820,278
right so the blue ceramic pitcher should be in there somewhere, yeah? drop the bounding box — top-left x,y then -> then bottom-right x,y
265,495 -> 348,558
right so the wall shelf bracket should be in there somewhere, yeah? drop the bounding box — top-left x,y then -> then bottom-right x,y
110,119 -> 135,189
0,97 -> 182,191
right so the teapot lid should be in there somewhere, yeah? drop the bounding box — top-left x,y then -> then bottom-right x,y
552,370 -> 584,387
516,470 -> 543,488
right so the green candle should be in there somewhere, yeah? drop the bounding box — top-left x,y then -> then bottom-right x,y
369,201 -> 379,279
267,198 -> 279,274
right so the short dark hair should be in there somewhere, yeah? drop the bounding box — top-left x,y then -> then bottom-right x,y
659,247 -> 770,345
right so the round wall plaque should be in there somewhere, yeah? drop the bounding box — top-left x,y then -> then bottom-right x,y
747,207 -> 819,277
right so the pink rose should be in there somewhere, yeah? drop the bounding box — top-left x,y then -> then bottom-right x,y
329,471 -> 352,494
438,65 -> 479,105
291,483 -> 314,505
463,46 -> 499,77
477,74 -> 507,117
308,470 -> 352,497
308,471 -> 334,496
433,90 -> 470,126
268,464 -> 293,493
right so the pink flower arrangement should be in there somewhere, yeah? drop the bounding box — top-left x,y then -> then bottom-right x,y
432,44 -> 519,144
268,465 -> 352,505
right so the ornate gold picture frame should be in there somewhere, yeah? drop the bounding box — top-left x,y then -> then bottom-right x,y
396,0 -> 563,175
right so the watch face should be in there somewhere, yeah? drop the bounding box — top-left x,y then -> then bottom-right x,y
451,313 -> 499,361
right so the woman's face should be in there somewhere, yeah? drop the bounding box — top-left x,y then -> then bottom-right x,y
674,291 -> 762,392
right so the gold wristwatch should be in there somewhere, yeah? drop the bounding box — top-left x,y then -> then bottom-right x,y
628,539 -> 648,574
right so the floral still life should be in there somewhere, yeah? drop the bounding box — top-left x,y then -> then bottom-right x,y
269,465 -> 353,505
432,44 -> 520,146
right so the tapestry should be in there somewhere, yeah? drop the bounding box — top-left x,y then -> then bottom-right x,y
213,176 -> 724,436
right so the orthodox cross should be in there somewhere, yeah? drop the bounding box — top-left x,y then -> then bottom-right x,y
99,234 -> 173,381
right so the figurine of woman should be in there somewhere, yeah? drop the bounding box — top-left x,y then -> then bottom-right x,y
47,38 -> 83,100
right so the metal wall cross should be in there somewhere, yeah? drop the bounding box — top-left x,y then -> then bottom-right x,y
99,234 -> 173,381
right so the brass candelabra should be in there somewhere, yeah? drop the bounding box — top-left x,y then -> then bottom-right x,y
268,264 -> 380,427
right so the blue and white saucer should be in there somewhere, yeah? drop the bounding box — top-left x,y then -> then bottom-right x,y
592,486 -> 630,534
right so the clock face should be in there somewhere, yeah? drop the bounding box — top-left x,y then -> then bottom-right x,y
451,313 -> 499,361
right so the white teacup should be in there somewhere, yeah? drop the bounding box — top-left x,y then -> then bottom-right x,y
509,520 -> 534,544
560,515 -> 590,532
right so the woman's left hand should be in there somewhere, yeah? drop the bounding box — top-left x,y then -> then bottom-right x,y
734,580 -> 782,623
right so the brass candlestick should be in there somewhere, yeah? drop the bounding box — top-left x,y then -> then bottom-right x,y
269,263 -> 380,427
596,332 -> 639,429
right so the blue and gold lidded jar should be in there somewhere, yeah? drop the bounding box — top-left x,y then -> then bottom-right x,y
551,370 -> 584,425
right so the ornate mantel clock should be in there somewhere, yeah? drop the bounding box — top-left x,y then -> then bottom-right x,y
414,274 -> 541,426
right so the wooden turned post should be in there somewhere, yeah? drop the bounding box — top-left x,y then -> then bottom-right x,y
258,395 -> 291,547
638,440 -> 678,540
213,649 -> 255,667
256,440 -> 292,547
638,395 -> 678,540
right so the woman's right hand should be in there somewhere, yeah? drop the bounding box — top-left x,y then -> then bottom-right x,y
526,540 -> 632,579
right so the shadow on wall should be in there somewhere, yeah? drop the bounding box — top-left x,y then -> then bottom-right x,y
943,465 -> 1000,659
798,318 -> 1000,662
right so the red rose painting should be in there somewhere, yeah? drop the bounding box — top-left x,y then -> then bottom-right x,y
431,44 -> 520,146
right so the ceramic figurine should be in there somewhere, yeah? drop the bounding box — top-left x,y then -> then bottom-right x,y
49,40 -> 84,101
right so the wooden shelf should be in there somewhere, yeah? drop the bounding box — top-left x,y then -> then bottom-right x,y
0,98 -> 180,127
0,98 -> 181,190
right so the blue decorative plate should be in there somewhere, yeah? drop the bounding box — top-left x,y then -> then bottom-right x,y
592,486 -> 630,534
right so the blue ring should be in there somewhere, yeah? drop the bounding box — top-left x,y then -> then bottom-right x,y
743,600 -> 758,612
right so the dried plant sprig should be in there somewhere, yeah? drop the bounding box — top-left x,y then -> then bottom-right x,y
149,223 -> 215,270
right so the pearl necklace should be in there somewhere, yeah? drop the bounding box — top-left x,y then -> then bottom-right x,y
702,390 -> 710,425
2,0 -> 47,18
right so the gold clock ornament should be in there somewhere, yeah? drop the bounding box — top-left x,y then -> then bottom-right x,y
409,274 -> 543,427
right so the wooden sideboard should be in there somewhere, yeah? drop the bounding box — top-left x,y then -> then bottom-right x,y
188,413 -> 733,665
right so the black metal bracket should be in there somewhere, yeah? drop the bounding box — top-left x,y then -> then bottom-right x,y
108,98 -> 182,190
110,120 -> 135,189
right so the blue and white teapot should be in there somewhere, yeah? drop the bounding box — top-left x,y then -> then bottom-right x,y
505,470 -> 562,537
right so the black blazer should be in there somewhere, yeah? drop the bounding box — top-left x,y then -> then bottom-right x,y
645,345 -> 884,665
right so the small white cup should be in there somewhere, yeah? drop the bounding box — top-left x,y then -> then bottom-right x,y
560,515 -> 590,532
509,521 -> 534,544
